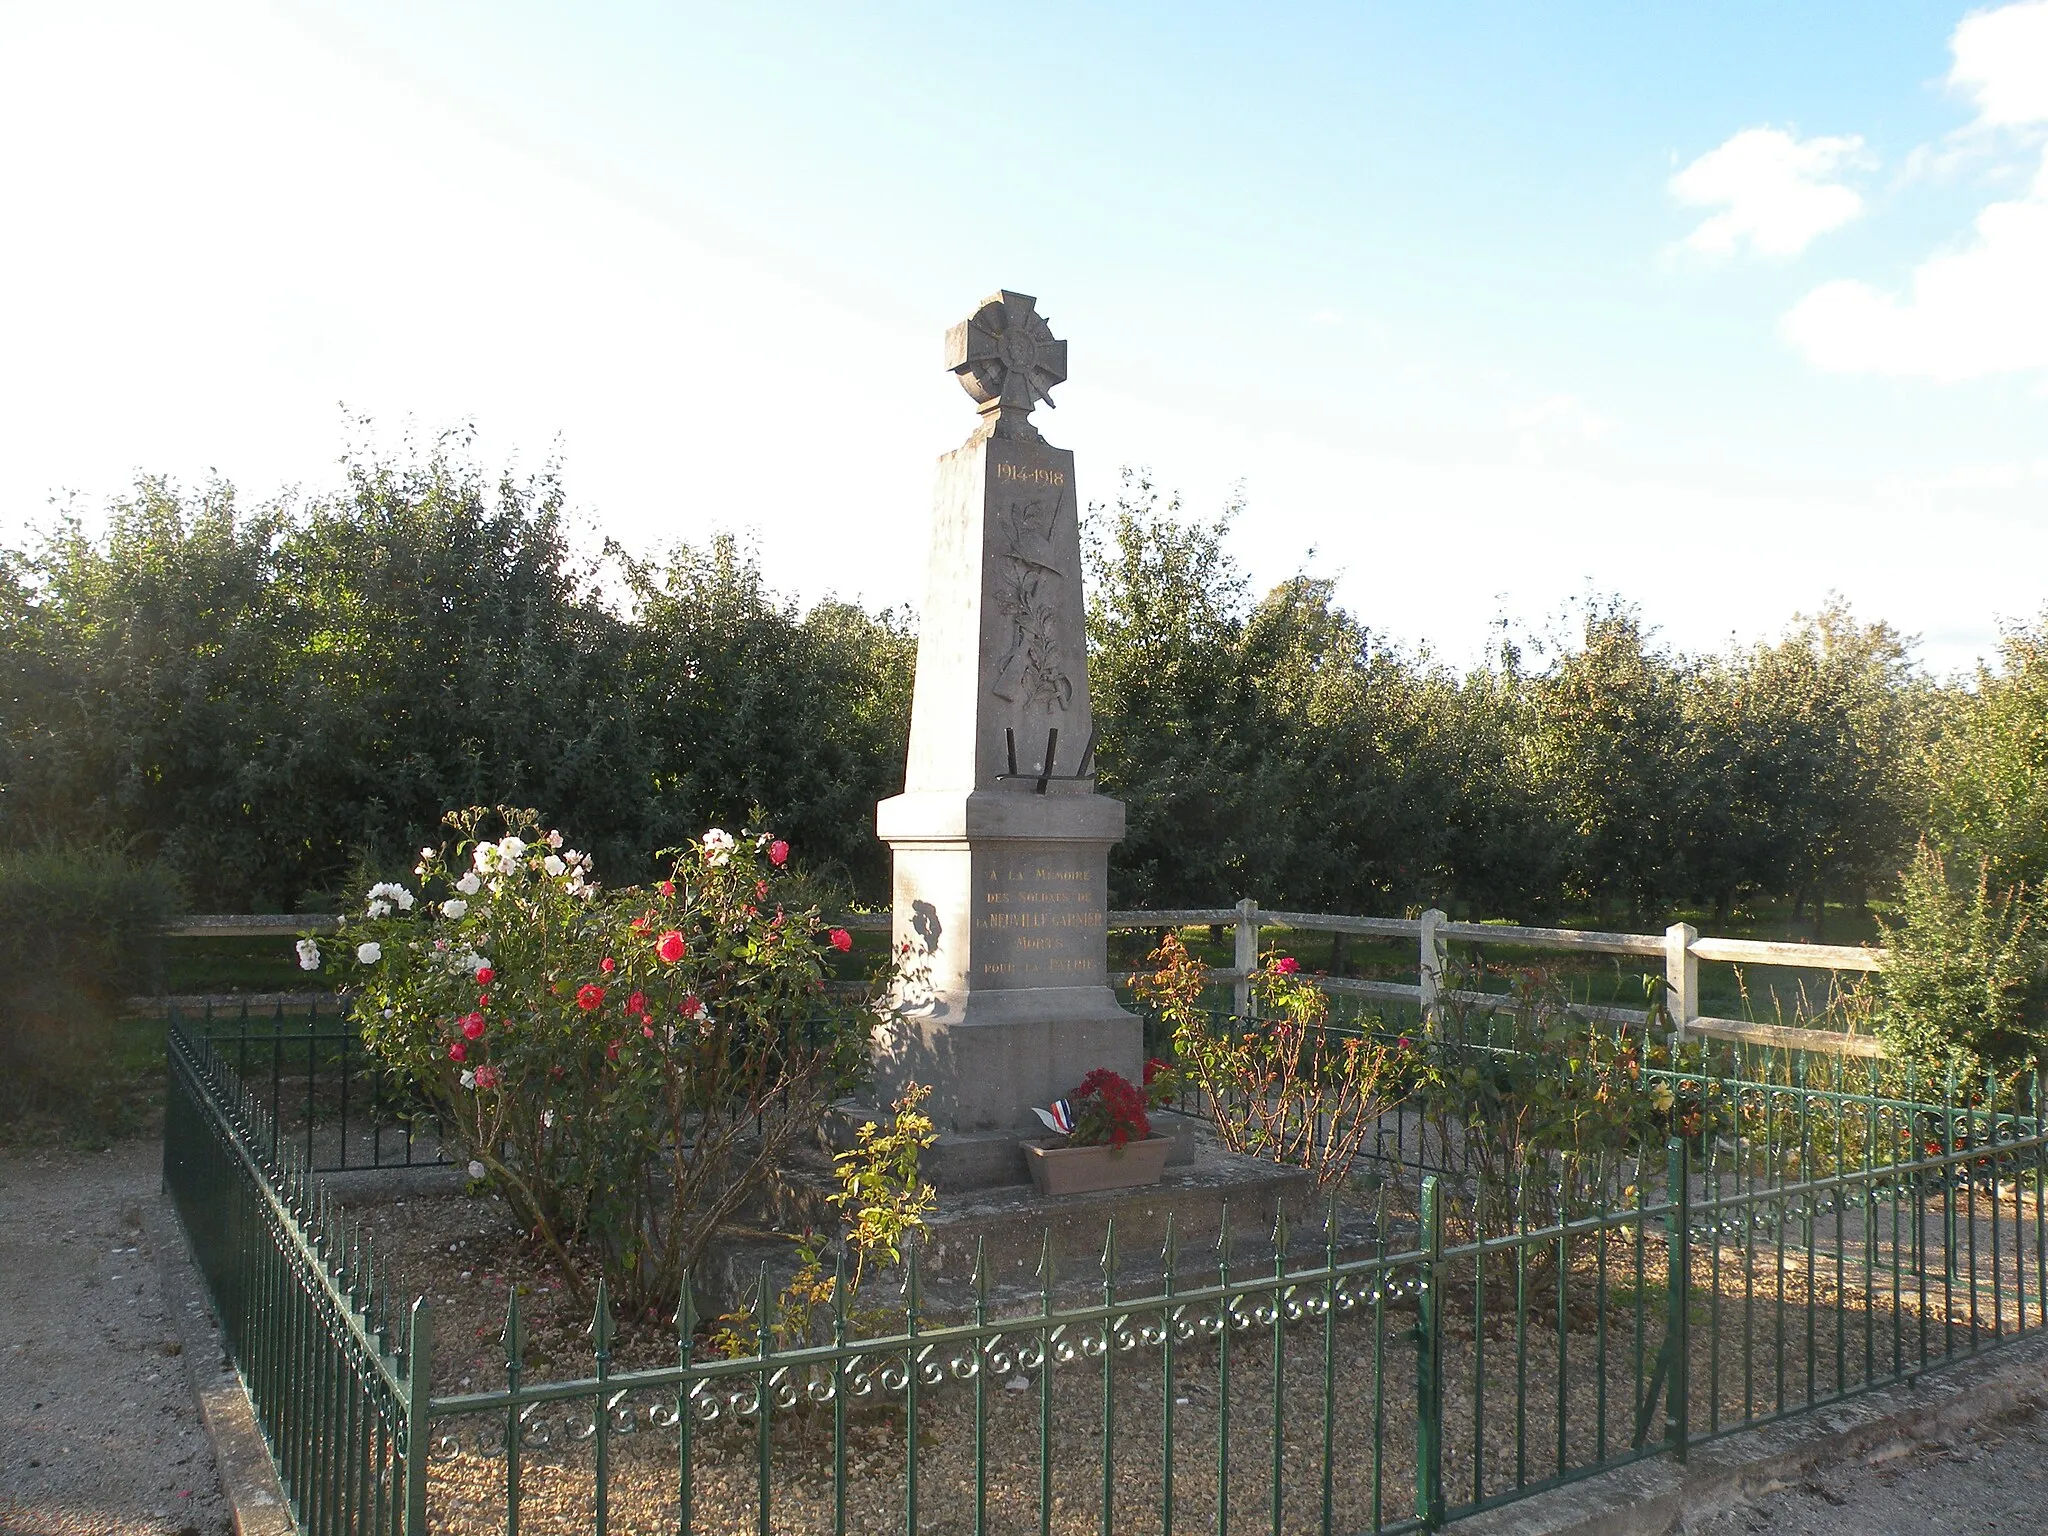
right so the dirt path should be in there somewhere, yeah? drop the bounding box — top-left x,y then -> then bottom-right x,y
0,1140 -> 230,1536
1685,1395 -> 2048,1535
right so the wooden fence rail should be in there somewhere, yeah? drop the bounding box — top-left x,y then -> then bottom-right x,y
166,899 -> 1889,1057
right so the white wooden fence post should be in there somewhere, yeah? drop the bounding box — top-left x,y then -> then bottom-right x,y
1419,908 -> 1447,1037
1233,898 -> 1259,1019
1665,922 -> 1699,1043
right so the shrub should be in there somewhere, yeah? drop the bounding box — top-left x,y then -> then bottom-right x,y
0,842 -> 181,1139
711,1082 -> 938,1359
320,807 -> 872,1312
1422,969 -> 1677,1232
1136,934 -> 1404,1188
1878,842 -> 2046,1089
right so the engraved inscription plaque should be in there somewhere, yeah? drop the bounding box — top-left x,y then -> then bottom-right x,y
973,858 -> 1106,983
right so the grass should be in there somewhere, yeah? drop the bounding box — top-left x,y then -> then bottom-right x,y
0,1010 -> 169,1148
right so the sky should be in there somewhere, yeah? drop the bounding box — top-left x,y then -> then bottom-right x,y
2,1 -> 2046,675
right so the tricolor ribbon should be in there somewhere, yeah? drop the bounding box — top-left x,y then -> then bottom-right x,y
1032,1098 -> 1077,1136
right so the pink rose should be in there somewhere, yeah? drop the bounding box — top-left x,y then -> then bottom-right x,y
1274,956 -> 1300,975
459,1012 -> 486,1040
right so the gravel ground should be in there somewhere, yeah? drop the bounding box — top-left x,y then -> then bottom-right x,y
0,1140 -> 231,1536
1688,1394 -> 2048,1535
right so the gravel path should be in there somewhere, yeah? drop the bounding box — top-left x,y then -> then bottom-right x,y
1687,1393 -> 2048,1535
0,1140 -> 231,1536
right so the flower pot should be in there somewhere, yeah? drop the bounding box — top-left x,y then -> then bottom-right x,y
1024,1136 -> 1174,1197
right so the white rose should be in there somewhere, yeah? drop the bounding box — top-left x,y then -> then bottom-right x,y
703,828 -> 734,865
499,835 -> 527,859
541,1108 -> 555,1129
543,855 -> 565,877
460,1069 -> 476,1090
356,941 -> 382,964
473,844 -> 498,874
295,939 -> 321,971
469,954 -> 490,975
396,888 -> 415,911
545,830 -> 563,849
467,1160 -> 486,1180
441,898 -> 468,919
455,871 -> 481,895
367,898 -> 391,918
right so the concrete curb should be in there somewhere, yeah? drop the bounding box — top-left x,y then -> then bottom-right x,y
145,1195 -> 296,1536
1456,1330 -> 2048,1536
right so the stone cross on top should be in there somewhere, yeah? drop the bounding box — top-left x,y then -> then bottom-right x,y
946,290 -> 1068,442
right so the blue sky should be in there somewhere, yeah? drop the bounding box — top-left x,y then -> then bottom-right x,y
3,2 -> 2045,672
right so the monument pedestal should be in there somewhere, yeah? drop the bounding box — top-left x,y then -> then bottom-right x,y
875,790 -> 1145,1187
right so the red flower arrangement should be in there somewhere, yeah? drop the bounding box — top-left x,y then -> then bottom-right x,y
1069,1068 -> 1151,1150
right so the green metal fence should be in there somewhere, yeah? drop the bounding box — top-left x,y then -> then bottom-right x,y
165,1017 -> 431,1533
166,1012 -> 2048,1535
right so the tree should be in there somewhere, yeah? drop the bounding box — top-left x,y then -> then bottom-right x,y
1924,613 -> 2048,893
623,534 -> 914,898
1525,604 -> 1692,923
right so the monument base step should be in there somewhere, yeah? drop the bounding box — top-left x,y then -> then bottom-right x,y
908,1137 -> 1317,1299
708,1115 -> 1354,1313
830,1100 -> 1197,1193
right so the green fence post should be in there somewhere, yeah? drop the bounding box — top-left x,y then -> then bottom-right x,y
1415,1175 -> 1445,1530
403,1298 -> 433,1536
1665,1138 -> 1690,1465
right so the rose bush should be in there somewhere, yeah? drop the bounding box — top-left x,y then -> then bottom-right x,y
1135,934 -> 1403,1188
314,806 -> 869,1311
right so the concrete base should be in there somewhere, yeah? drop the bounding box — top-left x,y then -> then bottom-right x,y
780,1111 -> 1320,1307
832,1100 -> 1197,1192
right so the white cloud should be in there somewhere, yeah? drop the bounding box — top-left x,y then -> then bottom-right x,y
1506,394 -> 1612,460
1670,128 -> 1868,258
1783,146 -> 2048,380
1951,0 -> 2048,128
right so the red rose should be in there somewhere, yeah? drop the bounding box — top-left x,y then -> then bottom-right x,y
626,990 -> 647,1016
475,966 -> 494,985
577,983 -> 606,1011
1274,956 -> 1300,975
659,880 -> 676,898
642,1023 -> 656,1038
680,994 -> 704,1020
460,1012 -> 486,1041
600,957 -> 617,975
769,840 -> 789,867
605,1040 -> 619,1061
476,993 -> 490,1009
447,1040 -> 467,1062
829,929 -> 853,953
656,930 -> 686,963
472,1064 -> 501,1090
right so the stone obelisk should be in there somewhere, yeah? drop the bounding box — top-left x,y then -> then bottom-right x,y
874,290 -> 1141,1189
